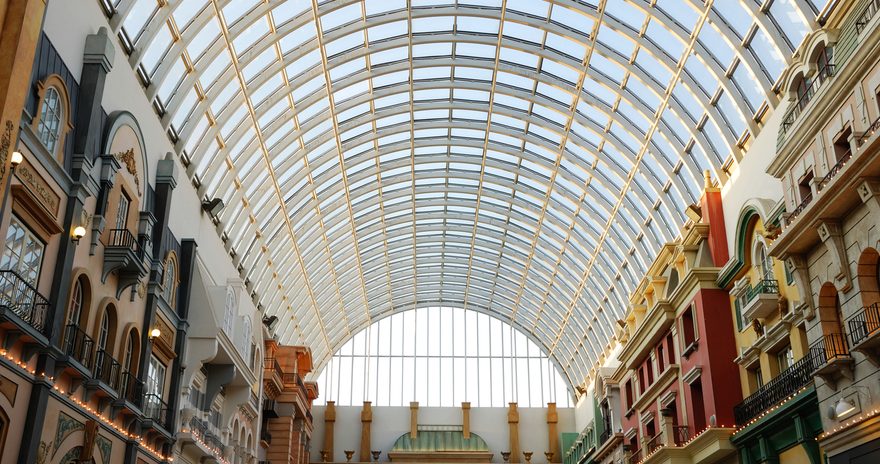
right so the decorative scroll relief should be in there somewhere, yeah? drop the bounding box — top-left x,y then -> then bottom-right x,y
0,120 -> 13,183
15,160 -> 60,215
114,148 -> 141,196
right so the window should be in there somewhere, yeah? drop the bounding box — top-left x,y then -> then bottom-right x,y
665,333 -> 675,365
115,191 -> 131,230
756,242 -> 773,280
681,304 -> 698,351
776,346 -> 794,372
314,307 -> 572,407
794,75 -> 810,108
146,355 -> 166,398
162,256 -> 177,305
798,171 -> 814,204
0,216 -> 45,287
815,44 -> 832,81
37,87 -> 63,154
67,279 -> 83,327
657,345 -> 665,373
624,380 -> 634,411
833,127 -> 852,163
750,365 -> 764,388
97,311 -> 110,352
123,331 -> 136,373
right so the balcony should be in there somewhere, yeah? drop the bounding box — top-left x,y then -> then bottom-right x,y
740,280 -> 780,322
0,270 -> 50,342
264,356 -> 284,395
60,324 -> 95,377
856,0 -> 880,34
628,448 -> 642,464
779,64 -> 836,141
733,354 -> 814,425
263,398 -> 279,418
89,349 -> 122,398
847,302 -> 880,363
810,333 -> 854,390
113,371 -> 143,414
818,151 -> 853,193
672,426 -> 690,446
142,393 -> 172,438
645,433 -> 663,456
102,229 -> 149,294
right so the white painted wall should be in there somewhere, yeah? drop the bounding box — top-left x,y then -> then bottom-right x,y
310,405 -> 576,463
719,106 -> 786,253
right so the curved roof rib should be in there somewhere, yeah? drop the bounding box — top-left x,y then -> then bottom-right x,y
104,0 -> 819,388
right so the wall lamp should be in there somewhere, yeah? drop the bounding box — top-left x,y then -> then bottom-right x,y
71,225 -> 86,243
10,151 -> 23,167
149,327 -> 161,340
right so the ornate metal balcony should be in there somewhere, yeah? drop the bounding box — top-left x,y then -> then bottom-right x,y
91,349 -> 122,395
741,279 -> 780,322
62,324 -> 95,373
783,193 -> 812,228
645,433 -> 663,455
673,426 -> 690,446
0,270 -> 49,338
115,371 -> 143,410
143,393 -> 170,432
733,354 -> 814,425
780,64 -> 836,138
818,151 -> 853,192
102,228 -> 149,296
856,0 -> 880,33
847,302 -> 880,363
809,333 -> 853,390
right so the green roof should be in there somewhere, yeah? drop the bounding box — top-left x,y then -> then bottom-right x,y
392,427 -> 489,452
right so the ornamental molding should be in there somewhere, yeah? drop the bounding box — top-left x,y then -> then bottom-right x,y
114,148 -> 141,196
15,160 -> 60,216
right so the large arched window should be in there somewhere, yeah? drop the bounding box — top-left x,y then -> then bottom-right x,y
314,307 -> 572,408
162,254 -> 178,306
36,86 -> 63,154
67,278 -> 84,327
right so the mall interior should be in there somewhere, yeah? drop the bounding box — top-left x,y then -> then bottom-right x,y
0,0 -> 879,463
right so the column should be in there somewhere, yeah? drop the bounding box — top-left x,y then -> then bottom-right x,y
547,402 -> 560,462
360,401 -> 372,462
410,402 -> 419,438
323,401 -> 336,461
508,402 -> 520,463
462,402 -> 471,439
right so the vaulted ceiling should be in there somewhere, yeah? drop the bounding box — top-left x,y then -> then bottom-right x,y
103,0 -> 823,387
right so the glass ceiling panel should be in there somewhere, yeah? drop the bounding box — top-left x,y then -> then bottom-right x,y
107,0 -> 823,389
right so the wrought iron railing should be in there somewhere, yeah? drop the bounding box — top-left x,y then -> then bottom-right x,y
63,324 -> 95,368
0,270 -> 49,334
847,302 -> 880,347
628,448 -> 641,464
784,192 -> 812,228
93,349 -> 122,391
106,228 -> 146,262
673,425 -> 690,446
810,332 -> 850,367
818,151 -> 853,192
143,393 -> 169,428
189,416 -> 208,440
204,431 -> 224,451
118,371 -> 143,406
858,115 -> 880,146
856,0 -> 880,33
733,354 -> 815,425
645,433 -> 663,455
598,427 -> 612,448
746,279 -> 780,302
780,64 -> 836,136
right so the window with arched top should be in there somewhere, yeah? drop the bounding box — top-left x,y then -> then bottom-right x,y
815,43 -> 832,81
98,310 -> 110,352
162,254 -> 178,306
67,278 -> 84,327
794,75 -> 810,108
37,87 -> 62,153
756,242 -> 773,280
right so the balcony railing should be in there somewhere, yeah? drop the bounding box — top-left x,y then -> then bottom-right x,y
847,303 -> 880,347
628,448 -> 641,464
810,333 -> 850,367
118,371 -> 143,406
818,151 -> 853,192
673,426 -> 690,446
93,349 -> 122,391
645,433 -> 663,455
733,354 -> 815,425
0,270 -> 49,334
63,324 -> 95,368
143,393 -> 169,428
598,427 -> 612,448
107,228 -> 141,255
189,416 -> 208,440
856,0 -> 880,33
746,280 -> 779,301
784,192 -> 812,228
780,64 -> 836,137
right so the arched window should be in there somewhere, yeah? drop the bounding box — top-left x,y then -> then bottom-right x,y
314,307 -> 573,407
98,310 -> 110,352
162,255 -> 177,306
67,278 -> 84,327
123,330 -> 136,373
815,43 -> 832,81
794,75 -> 810,109
756,242 -> 773,280
37,86 -> 63,154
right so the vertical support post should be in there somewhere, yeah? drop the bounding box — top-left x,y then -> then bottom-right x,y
509,402 -> 520,463
462,402 -> 471,439
323,400 -> 336,462
360,401 -> 372,462
547,402 -> 560,462
410,402 -> 419,439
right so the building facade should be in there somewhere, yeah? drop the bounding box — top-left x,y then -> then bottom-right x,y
0,1 -> 319,464
766,1 -> 880,463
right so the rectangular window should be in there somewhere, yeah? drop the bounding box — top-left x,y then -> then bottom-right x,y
798,171 -> 814,204
682,304 -> 698,349
1,216 -> 45,287
666,333 -> 675,365
146,355 -> 166,398
734,299 -> 744,331
624,380 -> 634,410
833,127 -> 852,163
116,191 -> 131,230
751,366 -> 764,388
657,345 -> 665,373
776,346 -> 794,372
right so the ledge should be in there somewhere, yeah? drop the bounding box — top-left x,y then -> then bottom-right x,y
620,301 -> 676,370
632,365 -> 680,412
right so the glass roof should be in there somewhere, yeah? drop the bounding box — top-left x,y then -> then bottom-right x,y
103,0 -> 823,386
